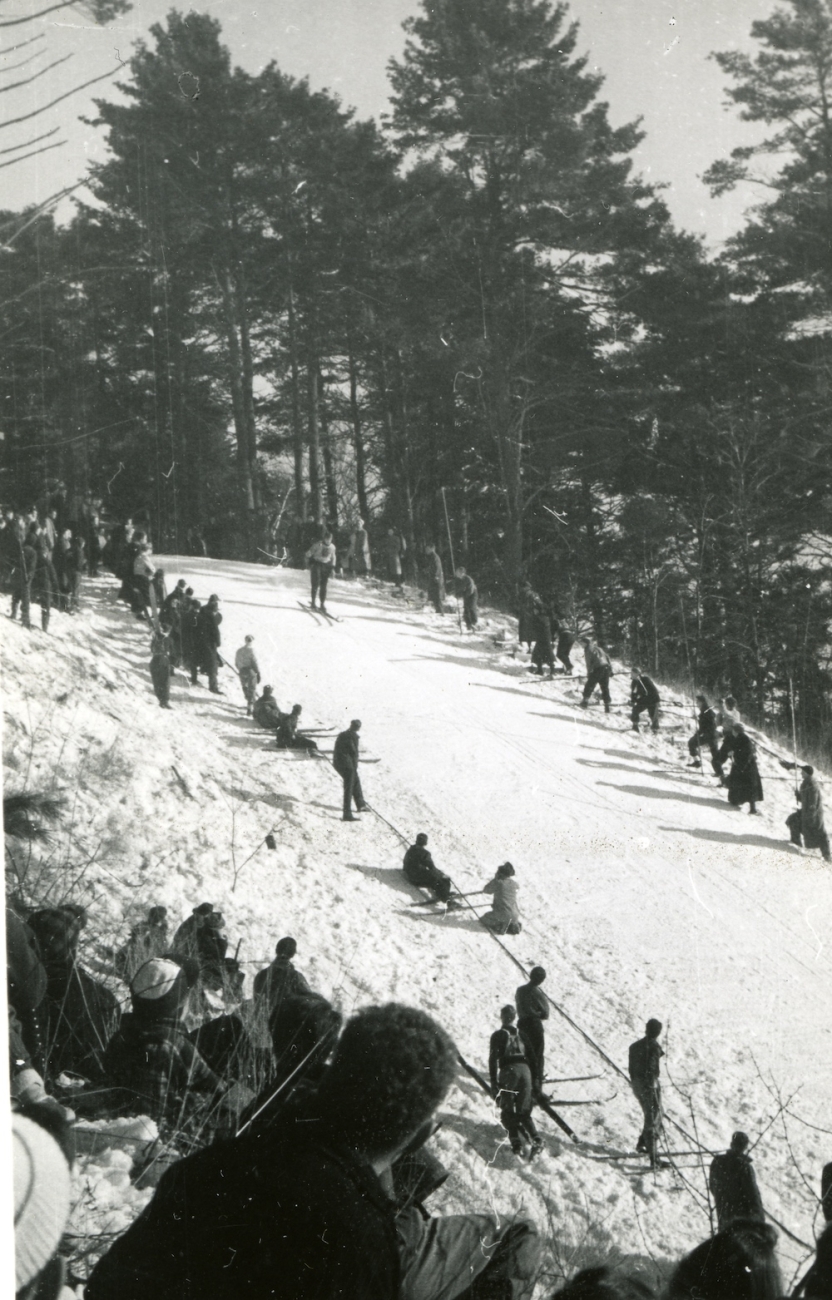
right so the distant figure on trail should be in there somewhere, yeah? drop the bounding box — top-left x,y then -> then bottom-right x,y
481,862 -> 522,935
305,531 -> 337,613
275,704 -> 318,752
252,936 -> 312,1012
171,903 -> 216,961
455,566 -> 479,629
197,594 -> 223,695
517,581 -> 539,650
580,638 -> 613,714
488,1004 -> 542,1158
149,625 -> 173,709
720,695 -> 741,736
385,527 -> 406,589
114,906 -> 169,982
553,618 -> 577,674
530,601 -> 555,678
333,719 -> 368,822
718,722 -> 763,815
784,763 -> 830,862
234,635 -> 260,716
628,1017 -> 664,1168
515,966 -> 549,1096
630,668 -> 660,732
346,519 -> 371,577
402,833 -> 453,904
424,543 -> 446,614
688,693 -> 723,778
181,596 -> 201,685
252,685 -> 281,730
709,1131 -> 765,1229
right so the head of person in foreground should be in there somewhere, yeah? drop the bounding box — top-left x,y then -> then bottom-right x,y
665,1219 -> 782,1300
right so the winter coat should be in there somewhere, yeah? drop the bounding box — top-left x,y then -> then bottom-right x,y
402,844 -> 449,893
488,1024 -> 529,1095
234,644 -> 260,675
197,603 -> 222,649
252,957 -> 312,1010
38,960 -> 121,1083
717,731 -> 763,806
306,540 -> 337,567
720,701 -> 741,735
6,909 -> 47,1066
425,551 -> 444,586
628,1036 -> 663,1088
482,876 -> 520,926
133,550 -> 155,580
253,694 -> 281,729
114,920 -> 170,982
709,1150 -> 765,1228
333,727 -> 360,774
456,573 -> 477,600
798,773 -> 826,847
631,674 -> 659,707
103,1011 -> 223,1122
584,641 -> 612,674
515,983 -> 549,1023
85,1110 -> 401,1300
696,704 -> 720,747
348,529 -> 371,574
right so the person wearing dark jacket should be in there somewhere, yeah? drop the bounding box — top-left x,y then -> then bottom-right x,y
489,1005 -> 541,1157
424,544 -> 445,614
717,723 -> 763,814
515,967 -> 549,1096
181,597 -> 202,684
86,1003 -> 459,1300
114,907 -> 169,982
628,1018 -> 664,1167
252,936 -> 312,1011
27,906 -> 120,1085
581,639 -> 613,712
402,833 -> 452,904
253,685 -> 281,729
688,694 -> 724,778
630,668 -> 660,732
785,765 -> 831,862
31,530 -> 56,632
531,606 -> 556,677
276,704 -> 318,751
517,582 -> 540,650
197,594 -> 223,694
149,626 -> 172,709
455,567 -> 479,629
10,529 -> 36,628
333,719 -> 368,821
709,1132 -> 765,1229
305,533 -> 337,612
553,619 -> 576,674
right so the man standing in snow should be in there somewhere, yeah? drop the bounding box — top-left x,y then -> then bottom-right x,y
424,544 -> 446,614
630,667 -> 660,732
333,719 -> 369,822
149,625 -> 173,709
580,638 -> 613,713
402,833 -> 453,904
628,1017 -> 664,1168
234,635 -> 260,716
784,764 -> 831,862
197,594 -> 223,695
454,566 -> 479,629
488,1004 -> 542,1158
688,693 -> 723,778
708,1131 -> 765,1229
305,531 -> 337,612
515,966 -> 549,1097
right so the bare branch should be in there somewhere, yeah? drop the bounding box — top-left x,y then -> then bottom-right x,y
0,53 -> 72,95
0,137 -> 64,168
1,33 -> 46,55
0,64 -> 118,128
0,45 -> 46,74
0,1 -> 82,29
0,125 -> 58,155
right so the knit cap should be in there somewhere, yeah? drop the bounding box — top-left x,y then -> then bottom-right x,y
13,1114 -> 72,1291
131,957 -> 190,1018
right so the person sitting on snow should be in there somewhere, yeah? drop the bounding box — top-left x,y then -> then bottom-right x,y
252,685 -> 282,730
402,833 -> 453,904
275,704 -> 318,752
481,862 -> 522,935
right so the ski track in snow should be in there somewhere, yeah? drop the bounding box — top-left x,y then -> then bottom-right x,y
3,559 -> 831,1285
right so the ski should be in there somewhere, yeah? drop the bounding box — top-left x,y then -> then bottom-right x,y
456,1052 -> 493,1097
544,1092 -> 617,1107
298,601 -> 323,622
534,1094 -> 579,1141
408,894 -> 465,910
544,1074 -> 603,1084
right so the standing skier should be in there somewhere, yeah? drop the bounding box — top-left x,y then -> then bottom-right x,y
708,1132 -> 765,1229
784,764 -> 831,862
688,694 -> 724,778
149,625 -> 173,709
424,544 -> 446,614
402,833 -> 453,904
234,635 -> 260,716
488,1005 -> 542,1158
515,967 -> 549,1097
718,722 -> 763,815
455,567 -> 479,629
630,668 -> 660,732
580,638 -> 613,713
333,719 -> 369,822
530,604 -> 555,678
197,594 -> 223,695
305,532 -> 337,613
628,1017 -> 664,1168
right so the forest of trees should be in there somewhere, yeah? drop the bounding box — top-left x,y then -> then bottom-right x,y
2,0 -> 832,755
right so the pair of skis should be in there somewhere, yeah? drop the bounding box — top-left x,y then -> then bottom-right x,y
298,600 -> 342,624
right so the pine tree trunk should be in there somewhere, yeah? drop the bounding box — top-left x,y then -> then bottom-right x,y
347,339 -> 370,523
286,268 -> 306,521
216,265 -> 256,514
306,359 -> 323,526
318,372 -> 339,528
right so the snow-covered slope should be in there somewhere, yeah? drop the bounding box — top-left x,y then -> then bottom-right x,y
3,560 -> 830,1287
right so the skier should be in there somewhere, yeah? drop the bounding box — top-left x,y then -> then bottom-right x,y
346,519 -> 371,577
784,764 -> 830,862
455,566 -> 479,629
708,1131 -> 765,1229
424,543 -> 446,614
305,531 -> 337,612
688,693 -> 724,778
252,685 -> 281,730
488,1005 -> 542,1157
197,594 -> 223,695
234,635 -> 261,716
530,603 -> 556,678
630,667 -> 660,732
580,638 -> 613,713
554,619 -> 577,674
275,704 -> 318,752
481,862 -> 522,935
515,966 -> 549,1096
149,625 -> 173,709
402,833 -> 453,904
333,718 -> 369,822
628,1017 -> 664,1168
385,527 -> 406,589
718,722 -> 763,815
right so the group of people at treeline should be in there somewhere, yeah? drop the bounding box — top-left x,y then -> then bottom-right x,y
6,509 -> 831,1300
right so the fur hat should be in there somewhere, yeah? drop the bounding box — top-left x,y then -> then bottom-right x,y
13,1114 -> 71,1291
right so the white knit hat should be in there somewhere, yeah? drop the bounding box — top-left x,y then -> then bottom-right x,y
131,957 -> 182,1001
13,1114 -> 72,1290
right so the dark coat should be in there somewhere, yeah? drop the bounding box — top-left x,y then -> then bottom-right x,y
197,603 -> 222,650
696,704 -> 720,747
718,731 -> 763,806
38,961 -> 120,1083
798,774 -> 826,847
85,1118 -> 400,1300
631,674 -> 659,708
252,957 -> 312,1009
103,1012 -> 222,1123
253,694 -> 282,729
333,727 -> 359,774
708,1150 -> 765,1228
628,1036 -> 663,1088
402,844 -> 451,896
